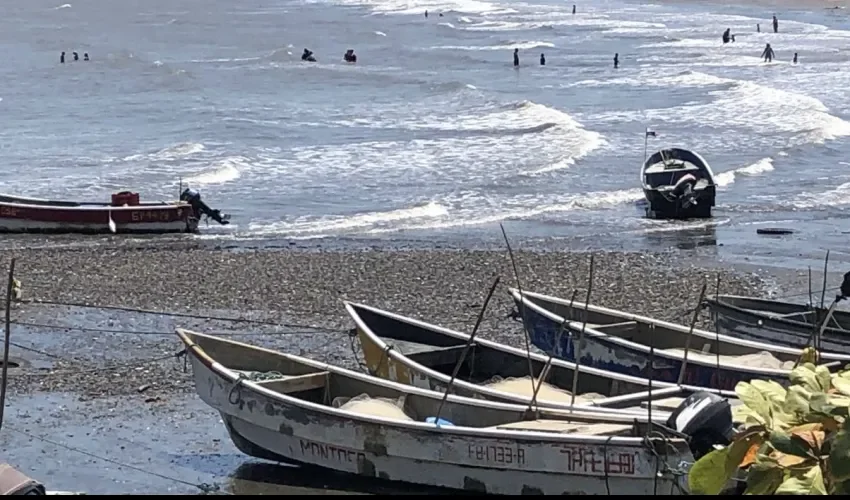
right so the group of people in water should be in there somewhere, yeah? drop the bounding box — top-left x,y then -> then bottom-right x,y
721,15 -> 797,64
59,51 -> 89,63
300,48 -> 358,63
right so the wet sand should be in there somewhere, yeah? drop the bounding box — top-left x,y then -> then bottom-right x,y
0,246 -> 789,494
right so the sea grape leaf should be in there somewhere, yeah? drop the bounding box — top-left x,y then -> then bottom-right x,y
774,465 -> 827,495
688,437 -> 753,495
752,379 -> 787,407
769,430 -> 812,459
788,423 -> 826,453
736,382 -> 772,425
814,364 -> 832,393
832,376 -> 850,398
791,365 -> 822,393
744,459 -> 785,495
829,424 -> 850,483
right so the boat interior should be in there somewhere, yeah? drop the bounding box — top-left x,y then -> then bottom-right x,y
642,149 -> 713,190
349,303 -> 657,404
180,329 -> 666,437
716,296 -> 850,332
519,293 -> 809,370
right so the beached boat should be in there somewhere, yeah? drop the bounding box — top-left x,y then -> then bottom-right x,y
510,289 -> 848,391
345,301 -> 735,416
705,294 -> 850,352
0,188 -> 230,234
177,328 -> 701,495
641,148 -> 716,219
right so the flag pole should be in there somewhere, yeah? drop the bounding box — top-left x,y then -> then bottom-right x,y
644,128 -> 649,164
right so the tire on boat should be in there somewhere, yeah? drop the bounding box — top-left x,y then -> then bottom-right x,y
756,228 -> 794,235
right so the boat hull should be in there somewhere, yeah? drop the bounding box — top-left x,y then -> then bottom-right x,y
642,188 -> 715,220
0,201 -> 197,234
522,304 -> 781,392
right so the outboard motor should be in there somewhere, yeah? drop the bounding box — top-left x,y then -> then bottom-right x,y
671,173 -> 699,209
666,391 -> 734,460
180,188 -> 231,225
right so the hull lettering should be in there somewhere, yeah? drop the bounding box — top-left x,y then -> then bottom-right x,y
468,443 -> 526,466
299,439 -> 366,464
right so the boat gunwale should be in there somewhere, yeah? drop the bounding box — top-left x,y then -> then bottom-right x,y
706,294 -> 850,337
512,289 -> 799,376
0,197 -> 187,212
176,327 -> 689,446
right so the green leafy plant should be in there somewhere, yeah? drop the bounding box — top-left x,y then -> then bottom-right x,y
688,359 -> 850,495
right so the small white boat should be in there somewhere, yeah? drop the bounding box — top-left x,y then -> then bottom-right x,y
641,148 -> 716,219
177,328 -> 700,495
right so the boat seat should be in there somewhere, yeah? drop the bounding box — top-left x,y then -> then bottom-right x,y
255,371 -> 329,394
489,420 -> 634,436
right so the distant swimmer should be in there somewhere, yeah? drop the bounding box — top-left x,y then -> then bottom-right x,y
731,34 -> 736,42
793,52 -> 798,64
572,5 -> 576,14
722,28 -> 730,44
540,53 -> 546,65
60,51 -> 65,63
84,53 -> 89,61
73,51 -> 79,61
613,52 -> 619,69
425,10 -> 428,18
757,23 -> 760,33
301,48 -> 316,62
513,48 -> 519,67
343,49 -> 357,63
772,15 -> 778,33
761,43 -> 775,62
439,13 -> 443,17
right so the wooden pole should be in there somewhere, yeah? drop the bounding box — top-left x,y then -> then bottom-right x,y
676,282 -> 708,385
0,258 -> 17,434
569,254 -> 595,409
499,223 -> 537,397
820,250 -> 830,310
433,277 -> 500,425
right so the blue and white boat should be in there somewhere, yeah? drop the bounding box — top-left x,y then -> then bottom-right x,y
509,288 -> 849,391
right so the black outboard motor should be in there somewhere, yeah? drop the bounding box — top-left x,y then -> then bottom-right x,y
180,188 -> 231,225
666,391 -> 734,460
671,173 -> 699,209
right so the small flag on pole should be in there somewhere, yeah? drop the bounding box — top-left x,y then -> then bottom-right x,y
646,129 -> 657,138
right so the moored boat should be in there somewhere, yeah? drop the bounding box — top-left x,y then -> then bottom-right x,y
0,188 -> 230,234
641,148 -> 716,219
704,294 -> 850,352
177,328 -> 703,495
510,289 -> 847,391
345,301 -> 736,416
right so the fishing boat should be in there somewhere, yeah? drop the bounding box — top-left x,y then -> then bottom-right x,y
641,148 -> 716,219
705,294 -> 850,353
177,328 -> 708,495
345,301 -> 735,416
0,188 -> 230,234
509,289 -> 848,392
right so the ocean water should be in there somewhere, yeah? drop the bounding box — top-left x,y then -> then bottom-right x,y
2,0 -> 850,264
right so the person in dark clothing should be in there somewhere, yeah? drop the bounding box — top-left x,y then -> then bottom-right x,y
572,5 -> 576,14
773,15 -> 778,33
614,53 -> 619,69
83,53 -> 89,61
793,52 -> 798,64
343,49 -> 357,63
757,23 -> 760,33
761,43 -> 775,62
722,28 -> 730,44
731,34 -> 736,42
73,51 -> 79,61
60,51 -> 65,63
425,10 -> 428,17
539,53 -> 546,65
301,48 -> 316,62
513,48 -> 519,67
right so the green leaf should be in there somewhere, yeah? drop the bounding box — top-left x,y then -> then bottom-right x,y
736,382 -> 772,425
688,437 -> 753,495
744,459 -> 785,495
774,465 -> 827,495
810,393 -> 838,417
791,365 -> 822,393
833,376 -> 850,398
752,379 -> 788,408
769,430 -> 812,458
829,425 -> 850,483
815,365 -> 832,393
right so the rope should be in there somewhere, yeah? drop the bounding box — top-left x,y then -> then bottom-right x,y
3,426 -> 227,494
18,298 -> 331,332
10,350 -> 186,377
11,320 -> 345,337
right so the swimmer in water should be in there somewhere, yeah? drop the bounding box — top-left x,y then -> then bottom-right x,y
73,51 -> 79,61
60,51 -> 65,63
540,53 -> 545,65
513,48 -> 519,67
344,49 -> 357,63
84,53 -> 89,61
614,52 -> 619,68
722,28 -> 730,44
760,43 -> 775,62
301,48 -> 316,62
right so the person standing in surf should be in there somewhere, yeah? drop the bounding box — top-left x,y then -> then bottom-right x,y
760,43 -> 775,62
772,15 -> 779,33
539,53 -> 546,65
613,53 -> 619,68
513,48 -> 519,67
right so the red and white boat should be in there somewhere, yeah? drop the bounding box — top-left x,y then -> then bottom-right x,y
0,189 -> 230,234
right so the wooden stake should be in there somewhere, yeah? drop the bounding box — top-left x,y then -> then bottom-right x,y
676,282 -> 708,385
433,276 -> 500,425
0,258 -> 17,434
569,254 -> 595,409
527,289 -> 578,412
820,250 -> 830,310
499,223 -> 537,397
